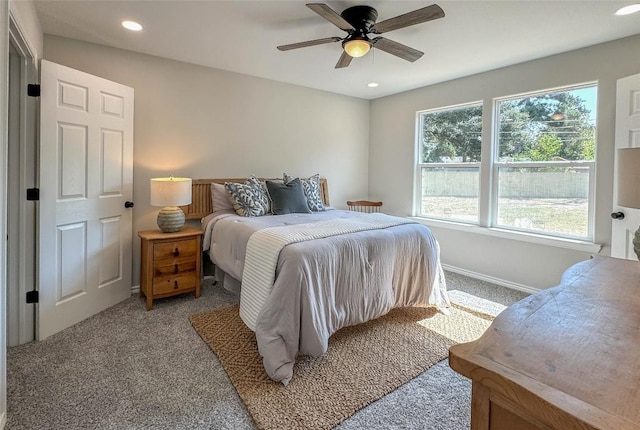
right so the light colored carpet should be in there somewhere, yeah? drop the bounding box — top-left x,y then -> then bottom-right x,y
190,304 -> 492,430
6,271 -> 528,429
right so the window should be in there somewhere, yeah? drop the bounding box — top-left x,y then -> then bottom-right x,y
417,103 -> 483,223
416,83 -> 597,241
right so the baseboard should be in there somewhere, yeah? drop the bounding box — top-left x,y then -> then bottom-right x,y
442,264 -> 540,295
131,285 -> 140,295
0,410 -> 6,429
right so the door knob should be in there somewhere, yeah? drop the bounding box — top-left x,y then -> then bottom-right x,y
124,201 -> 134,208
611,211 -> 625,220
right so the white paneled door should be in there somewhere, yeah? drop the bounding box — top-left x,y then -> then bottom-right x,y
611,73 -> 640,260
39,60 -> 134,340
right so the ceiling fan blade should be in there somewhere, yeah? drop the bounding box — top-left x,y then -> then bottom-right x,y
277,37 -> 342,51
370,4 -> 445,34
372,37 -> 424,62
335,51 -> 353,69
306,3 -> 355,31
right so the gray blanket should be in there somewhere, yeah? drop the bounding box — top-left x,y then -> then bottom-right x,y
202,209 -> 449,384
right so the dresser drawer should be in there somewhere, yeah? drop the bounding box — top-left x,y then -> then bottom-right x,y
153,271 -> 197,295
153,258 -> 197,277
153,239 -> 198,261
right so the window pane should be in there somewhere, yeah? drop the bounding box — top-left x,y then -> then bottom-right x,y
496,166 -> 590,237
421,167 -> 479,223
497,86 -> 597,162
421,104 -> 483,163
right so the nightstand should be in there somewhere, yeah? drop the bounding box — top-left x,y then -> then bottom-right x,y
138,226 -> 202,310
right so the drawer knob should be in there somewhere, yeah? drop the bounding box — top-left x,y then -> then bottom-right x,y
173,248 -> 180,257
174,280 -> 179,290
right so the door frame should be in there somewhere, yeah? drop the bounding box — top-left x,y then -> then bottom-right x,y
7,10 -> 38,345
611,73 -> 640,259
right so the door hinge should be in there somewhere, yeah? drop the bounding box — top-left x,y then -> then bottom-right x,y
26,188 -> 40,201
27,84 -> 40,97
26,290 -> 39,304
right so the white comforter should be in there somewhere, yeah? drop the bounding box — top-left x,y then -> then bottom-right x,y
202,209 -> 449,385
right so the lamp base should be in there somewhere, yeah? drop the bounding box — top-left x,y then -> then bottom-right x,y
633,226 -> 640,261
157,206 -> 185,233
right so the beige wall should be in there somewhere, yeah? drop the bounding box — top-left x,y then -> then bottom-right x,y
43,35 -> 370,285
370,34 -> 640,290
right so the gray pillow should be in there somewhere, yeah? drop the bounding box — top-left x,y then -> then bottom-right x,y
283,173 -> 325,212
266,178 -> 312,215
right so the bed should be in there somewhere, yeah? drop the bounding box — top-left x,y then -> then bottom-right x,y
183,177 -> 450,385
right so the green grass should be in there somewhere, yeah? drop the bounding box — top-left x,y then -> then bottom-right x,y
422,197 -> 588,238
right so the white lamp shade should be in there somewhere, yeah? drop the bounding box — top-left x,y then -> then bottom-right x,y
150,177 -> 192,207
617,148 -> 640,209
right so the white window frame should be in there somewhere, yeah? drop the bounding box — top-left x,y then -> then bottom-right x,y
413,101 -> 483,223
414,82 -> 598,243
490,160 -> 596,240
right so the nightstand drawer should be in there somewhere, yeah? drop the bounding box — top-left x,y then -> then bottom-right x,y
153,271 -> 197,295
153,239 -> 198,260
153,258 -> 197,277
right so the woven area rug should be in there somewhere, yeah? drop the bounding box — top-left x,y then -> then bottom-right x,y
190,304 -> 492,430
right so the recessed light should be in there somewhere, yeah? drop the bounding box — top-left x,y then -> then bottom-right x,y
121,20 -> 143,31
367,82 -> 379,88
615,4 -> 640,15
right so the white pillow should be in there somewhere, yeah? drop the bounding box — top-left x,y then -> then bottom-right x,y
211,182 -> 234,212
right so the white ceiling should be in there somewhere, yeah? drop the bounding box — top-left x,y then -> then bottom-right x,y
33,0 -> 640,99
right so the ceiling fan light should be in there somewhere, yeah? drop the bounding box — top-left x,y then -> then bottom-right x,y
121,20 -> 143,31
615,4 -> 640,15
344,39 -> 371,58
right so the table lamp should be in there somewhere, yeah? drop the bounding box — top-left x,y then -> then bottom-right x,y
617,147 -> 640,260
150,177 -> 192,233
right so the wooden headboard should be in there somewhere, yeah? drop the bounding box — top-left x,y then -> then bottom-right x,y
182,178 -> 330,220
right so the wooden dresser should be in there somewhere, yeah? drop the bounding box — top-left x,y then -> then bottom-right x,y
449,256 -> 640,430
138,227 -> 202,310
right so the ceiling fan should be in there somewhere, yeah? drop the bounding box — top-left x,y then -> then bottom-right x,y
277,3 -> 445,69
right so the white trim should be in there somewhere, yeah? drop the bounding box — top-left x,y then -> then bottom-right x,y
414,100 -> 483,217
2,0 -> 11,424
494,81 -> 598,104
131,285 -> 140,295
0,411 -> 6,429
7,11 -> 38,346
8,9 -> 37,67
412,216 -> 602,253
442,263 -> 540,295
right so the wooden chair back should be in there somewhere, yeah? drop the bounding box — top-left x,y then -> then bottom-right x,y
346,200 -> 383,213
